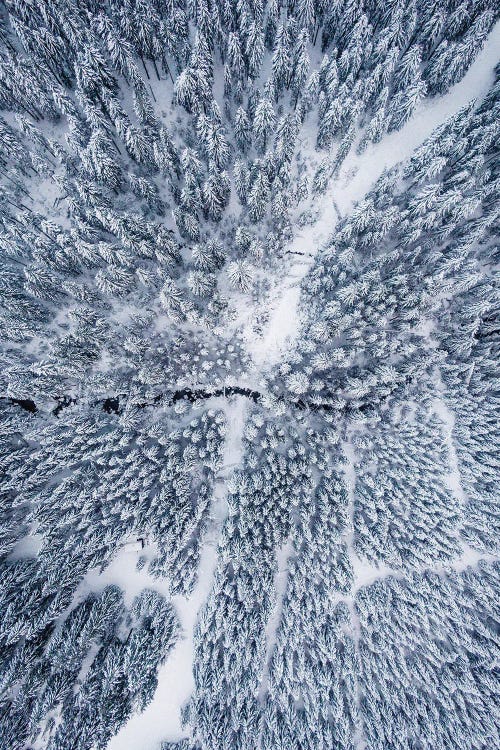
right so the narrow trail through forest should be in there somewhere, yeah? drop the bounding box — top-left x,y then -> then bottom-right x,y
109,398 -> 248,749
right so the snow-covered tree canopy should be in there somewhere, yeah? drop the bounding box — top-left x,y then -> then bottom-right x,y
0,1 -> 499,749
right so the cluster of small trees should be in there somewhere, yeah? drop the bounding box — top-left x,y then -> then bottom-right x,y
315,0 -> 496,161
356,562 -> 500,750
112,327 -> 251,399
352,406 -> 461,569
0,584 -> 178,750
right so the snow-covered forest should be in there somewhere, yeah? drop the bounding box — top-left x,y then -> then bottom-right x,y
0,1 -> 499,749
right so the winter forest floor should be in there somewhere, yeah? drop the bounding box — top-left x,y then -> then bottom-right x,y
2,4 -> 500,750
94,24 -> 500,749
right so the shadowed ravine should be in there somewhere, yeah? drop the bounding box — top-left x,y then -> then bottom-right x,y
4,385 -> 390,417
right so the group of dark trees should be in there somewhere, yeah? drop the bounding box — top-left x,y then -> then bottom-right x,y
353,406 -> 461,569
260,472 -> 356,750
357,562 -> 499,750
183,411 -> 314,750
164,404 -> 500,750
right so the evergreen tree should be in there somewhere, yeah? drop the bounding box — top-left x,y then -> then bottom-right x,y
252,96 -> 275,153
248,169 -> 270,222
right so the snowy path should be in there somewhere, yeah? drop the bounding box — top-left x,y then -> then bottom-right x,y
245,19 -> 500,374
108,396 -> 247,750
244,193 -> 338,371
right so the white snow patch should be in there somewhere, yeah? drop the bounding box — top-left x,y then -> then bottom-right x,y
351,556 -> 396,592
432,396 -> 466,505
7,532 -> 43,560
245,189 -> 339,371
106,542 -> 218,749
77,544 -> 171,609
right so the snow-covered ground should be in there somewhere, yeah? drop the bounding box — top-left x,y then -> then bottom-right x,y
102,21 -> 500,750
244,185 -> 336,371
